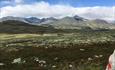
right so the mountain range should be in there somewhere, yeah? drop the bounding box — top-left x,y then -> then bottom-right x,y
0,15 -> 115,31
0,16 -> 58,25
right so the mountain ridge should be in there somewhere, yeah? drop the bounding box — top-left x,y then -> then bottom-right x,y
0,15 -> 115,30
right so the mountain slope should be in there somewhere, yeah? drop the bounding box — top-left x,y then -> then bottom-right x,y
0,20 -> 56,34
85,19 -> 115,29
48,16 -> 87,29
47,16 -> 115,29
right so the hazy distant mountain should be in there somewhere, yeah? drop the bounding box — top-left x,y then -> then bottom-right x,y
39,17 -> 58,25
111,21 -> 115,24
73,15 -> 87,21
24,17 -> 41,23
0,16 -> 28,23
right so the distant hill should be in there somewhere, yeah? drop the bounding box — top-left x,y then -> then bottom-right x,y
0,20 -> 56,34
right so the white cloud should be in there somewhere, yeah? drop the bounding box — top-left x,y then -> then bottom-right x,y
0,1 -> 115,21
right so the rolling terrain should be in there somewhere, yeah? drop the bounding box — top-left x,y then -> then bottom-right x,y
0,16 -> 115,70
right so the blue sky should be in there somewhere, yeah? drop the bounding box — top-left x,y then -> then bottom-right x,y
0,0 -> 115,7
0,0 -> 115,21
38,0 -> 115,7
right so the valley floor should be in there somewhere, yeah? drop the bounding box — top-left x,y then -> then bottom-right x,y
0,31 -> 115,70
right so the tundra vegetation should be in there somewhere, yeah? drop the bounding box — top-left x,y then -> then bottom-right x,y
0,30 -> 115,70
